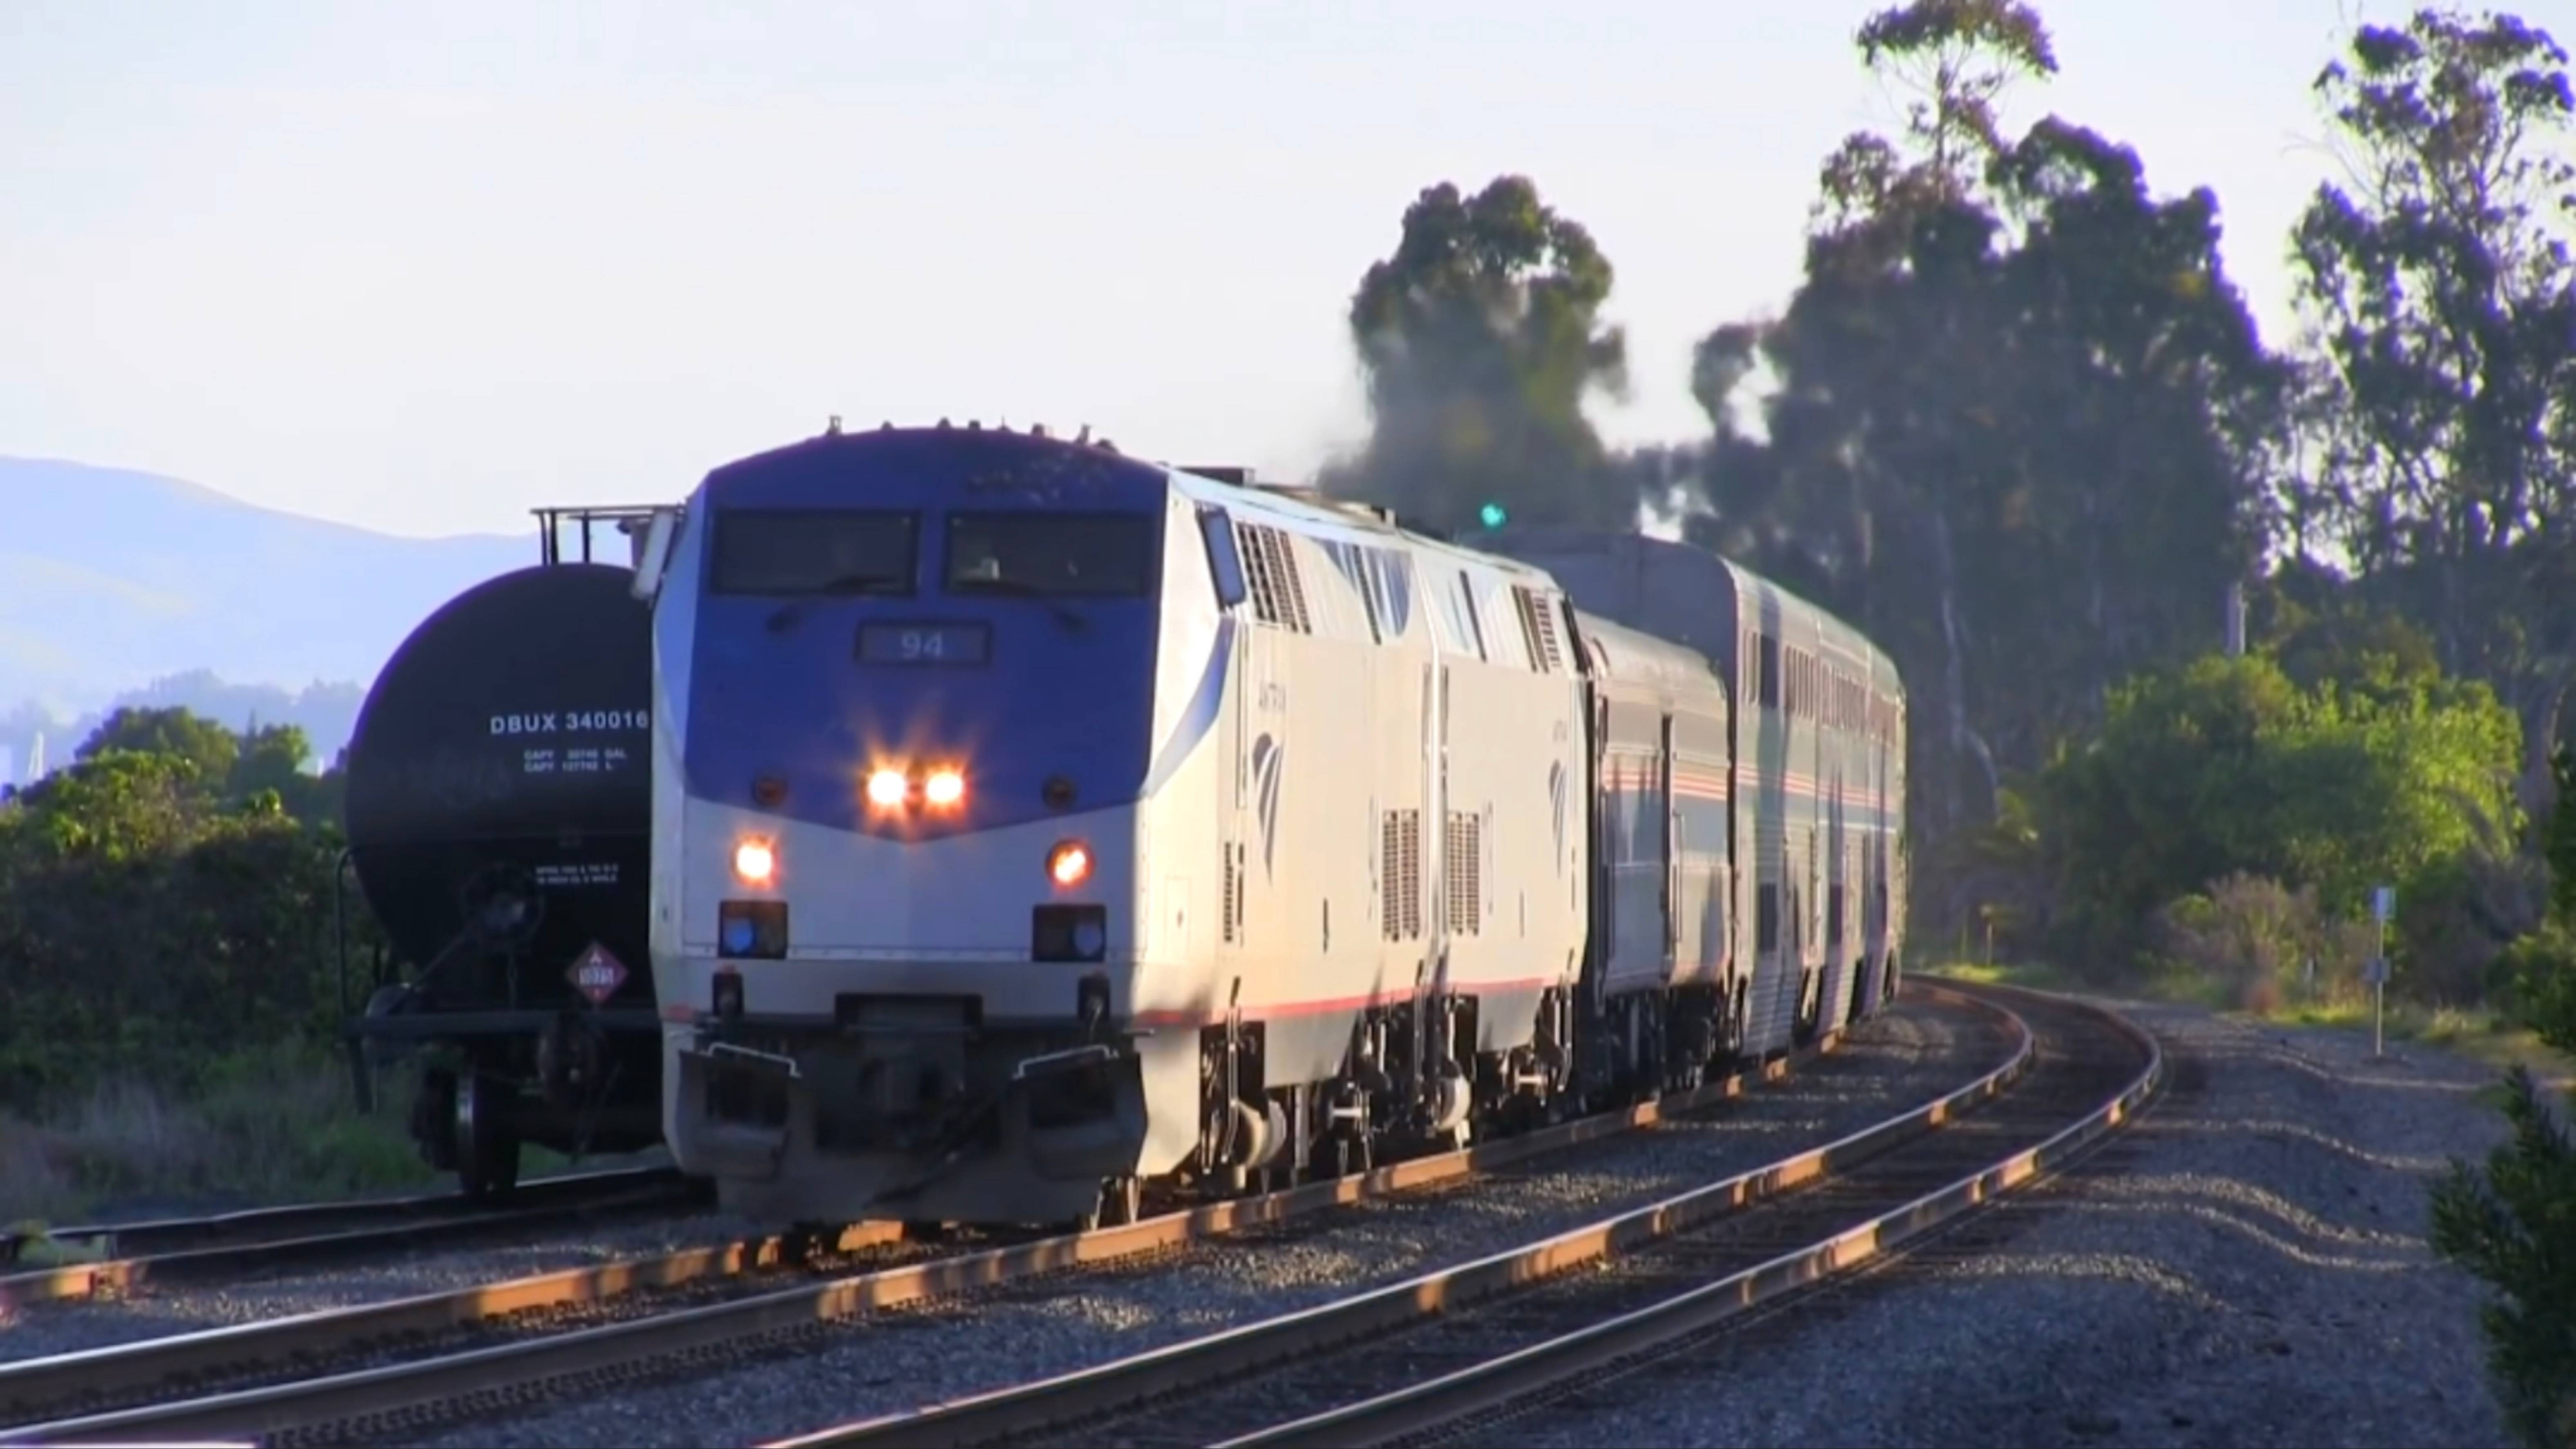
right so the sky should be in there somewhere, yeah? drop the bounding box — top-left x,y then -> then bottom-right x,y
3,0 -> 2402,541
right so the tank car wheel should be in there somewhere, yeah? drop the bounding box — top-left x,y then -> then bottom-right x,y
453,1072 -> 523,1201
412,1069 -> 462,1172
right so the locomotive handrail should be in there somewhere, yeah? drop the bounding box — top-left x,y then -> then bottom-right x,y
531,502 -> 674,568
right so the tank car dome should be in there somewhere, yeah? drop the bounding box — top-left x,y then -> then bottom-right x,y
342,563 -> 654,990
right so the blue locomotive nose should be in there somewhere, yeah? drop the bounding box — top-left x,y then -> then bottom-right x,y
675,432 -> 1171,845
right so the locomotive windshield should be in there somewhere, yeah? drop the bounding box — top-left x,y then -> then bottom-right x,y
711,509 -> 918,596
944,511 -> 1158,597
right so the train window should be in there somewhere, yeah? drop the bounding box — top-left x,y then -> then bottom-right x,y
1757,884 -> 1779,953
710,509 -> 917,596
1759,635 -> 1781,708
1453,571 -> 1488,661
945,512 -> 1160,598
1197,507 -> 1248,609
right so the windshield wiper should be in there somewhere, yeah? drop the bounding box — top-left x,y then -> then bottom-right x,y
951,578 -> 1090,633
765,574 -> 904,633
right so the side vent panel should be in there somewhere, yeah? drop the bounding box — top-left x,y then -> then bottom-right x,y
1235,523 -> 1313,634
1380,809 -> 1424,942
1445,811 -> 1483,936
1511,585 -> 1566,674
1223,843 -> 1242,944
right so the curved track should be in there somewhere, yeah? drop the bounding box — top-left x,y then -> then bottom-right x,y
0,1166 -> 695,1308
756,979 -> 2156,1449
0,994 -> 1992,1447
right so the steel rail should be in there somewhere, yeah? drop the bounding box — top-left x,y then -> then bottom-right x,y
1217,981 -> 2161,1448
0,1166 -> 695,1307
0,1221 -> 902,1428
753,982 -> 2111,1449
0,1000 -> 1955,1447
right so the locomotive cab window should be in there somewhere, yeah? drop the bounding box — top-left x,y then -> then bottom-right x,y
1197,506 -> 1248,609
945,512 -> 1159,598
711,509 -> 918,596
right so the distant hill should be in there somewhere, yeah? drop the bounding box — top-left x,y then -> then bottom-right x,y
0,457 -> 548,767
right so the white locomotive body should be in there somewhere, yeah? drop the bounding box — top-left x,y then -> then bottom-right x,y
645,424 -> 1906,1228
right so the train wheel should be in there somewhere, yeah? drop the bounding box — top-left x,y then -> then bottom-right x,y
1097,1175 -> 1144,1228
453,1072 -> 522,1201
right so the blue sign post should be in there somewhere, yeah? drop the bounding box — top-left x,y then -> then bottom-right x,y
2368,886 -> 2396,1057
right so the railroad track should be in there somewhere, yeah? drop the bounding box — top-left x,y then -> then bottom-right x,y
0,988 -> 2016,1448
756,978 -> 2156,1449
0,1165 -> 697,1308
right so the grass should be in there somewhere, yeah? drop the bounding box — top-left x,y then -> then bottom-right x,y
2263,995 -> 2576,1085
1,1036 -> 637,1230
0,1039 -> 438,1227
1923,957 -> 2576,1089
1924,960 -> 2079,992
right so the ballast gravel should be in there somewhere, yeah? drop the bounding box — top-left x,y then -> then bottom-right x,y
1465,994 -> 2536,1449
383,996 -> 1999,1449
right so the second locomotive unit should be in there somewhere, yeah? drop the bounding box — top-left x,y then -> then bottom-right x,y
639,421 -> 1907,1228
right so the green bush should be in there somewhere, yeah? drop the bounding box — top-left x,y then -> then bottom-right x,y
2428,1061 -> 2576,1449
0,710 -> 408,1219
2149,872 -> 2378,1014
2038,651 -> 2523,988
2429,746 -> 2576,1448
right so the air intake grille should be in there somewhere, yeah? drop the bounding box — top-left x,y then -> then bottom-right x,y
1236,523 -> 1313,634
1381,809 -> 1423,941
1223,844 -> 1241,944
1445,811 -> 1483,936
1512,585 -> 1565,673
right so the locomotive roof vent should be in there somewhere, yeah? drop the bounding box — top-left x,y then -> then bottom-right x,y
1245,478 -> 1396,528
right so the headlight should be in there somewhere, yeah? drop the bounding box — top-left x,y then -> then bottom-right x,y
733,838 -> 776,886
865,768 -> 909,809
924,767 -> 966,808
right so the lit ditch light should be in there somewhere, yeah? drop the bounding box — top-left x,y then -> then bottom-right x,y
1047,839 -> 1092,888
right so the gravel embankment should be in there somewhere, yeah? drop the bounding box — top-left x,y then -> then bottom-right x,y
1474,995 -> 2529,1449
393,994 -> 2006,1449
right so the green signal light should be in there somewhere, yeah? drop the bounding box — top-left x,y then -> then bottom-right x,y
1478,503 -> 1507,529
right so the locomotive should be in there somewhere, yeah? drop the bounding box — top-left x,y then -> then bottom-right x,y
637,422 -> 1908,1229
339,507 -> 674,1196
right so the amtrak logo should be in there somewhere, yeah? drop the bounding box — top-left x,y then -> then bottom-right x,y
1548,760 -> 1567,864
1252,732 -> 1286,879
